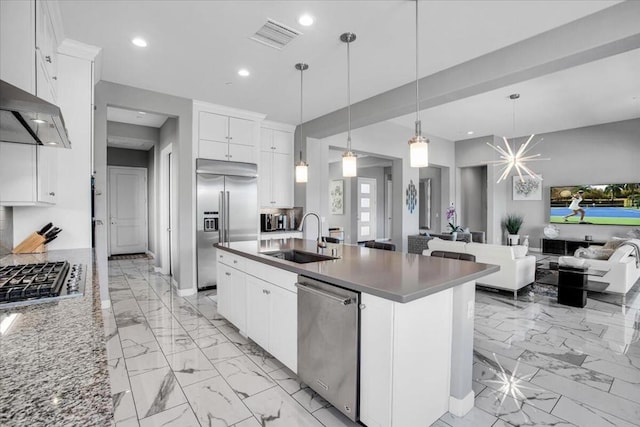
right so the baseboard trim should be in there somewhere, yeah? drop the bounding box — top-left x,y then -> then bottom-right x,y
146,250 -> 156,259
449,391 -> 474,416
101,299 -> 111,309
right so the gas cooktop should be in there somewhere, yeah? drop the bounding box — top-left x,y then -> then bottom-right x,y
0,261 -> 85,308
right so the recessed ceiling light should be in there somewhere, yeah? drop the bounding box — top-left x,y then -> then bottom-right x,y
31,118 -> 47,124
298,14 -> 314,26
238,69 -> 250,77
467,131 -> 474,135
46,141 -> 58,145
131,37 -> 147,47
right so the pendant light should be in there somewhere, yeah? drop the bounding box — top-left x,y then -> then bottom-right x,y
294,63 -> 309,183
341,32 -> 357,177
408,0 -> 429,168
486,93 -> 548,183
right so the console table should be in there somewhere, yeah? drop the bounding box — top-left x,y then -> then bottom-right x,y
541,238 -> 607,255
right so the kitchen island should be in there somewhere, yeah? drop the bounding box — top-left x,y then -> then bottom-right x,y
0,249 -> 112,426
216,238 -> 499,426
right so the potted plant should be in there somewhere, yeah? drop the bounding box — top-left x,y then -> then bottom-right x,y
503,214 -> 524,245
446,204 -> 463,240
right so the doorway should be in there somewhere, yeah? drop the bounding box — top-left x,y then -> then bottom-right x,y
357,177 -> 377,242
159,143 -> 175,276
108,166 -> 148,255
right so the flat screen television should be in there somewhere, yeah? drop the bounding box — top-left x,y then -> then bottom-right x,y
550,183 -> 640,225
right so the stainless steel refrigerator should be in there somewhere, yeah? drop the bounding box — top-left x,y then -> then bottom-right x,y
196,159 -> 258,290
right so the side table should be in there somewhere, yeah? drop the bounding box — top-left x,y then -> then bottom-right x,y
536,261 -> 609,307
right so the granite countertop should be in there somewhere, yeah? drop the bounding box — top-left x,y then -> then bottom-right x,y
0,249 -> 112,426
216,239 -> 500,303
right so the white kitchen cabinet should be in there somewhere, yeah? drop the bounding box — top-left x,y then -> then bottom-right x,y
199,111 -> 256,163
0,143 -> 57,206
260,126 -> 293,208
216,262 -> 247,333
35,0 -> 59,103
245,274 -> 297,372
0,0 -> 36,94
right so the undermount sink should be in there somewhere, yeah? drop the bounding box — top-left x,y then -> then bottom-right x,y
261,249 -> 338,264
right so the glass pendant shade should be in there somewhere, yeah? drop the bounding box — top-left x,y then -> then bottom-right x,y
342,151 -> 357,177
409,135 -> 429,167
295,161 -> 308,183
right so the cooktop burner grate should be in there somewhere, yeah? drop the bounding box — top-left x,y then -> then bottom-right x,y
0,261 -> 69,303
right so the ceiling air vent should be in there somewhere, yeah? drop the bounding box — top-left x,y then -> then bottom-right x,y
250,19 -> 301,50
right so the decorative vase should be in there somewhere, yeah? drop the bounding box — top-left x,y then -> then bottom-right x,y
451,232 -> 458,241
508,234 -> 520,246
523,235 -> 530,248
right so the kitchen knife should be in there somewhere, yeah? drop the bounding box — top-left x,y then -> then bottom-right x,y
37,223 -> 53,235
44,235 -> 58,244
44,227 -> 61,238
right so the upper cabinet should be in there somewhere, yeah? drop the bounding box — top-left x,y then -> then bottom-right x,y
0,0 -> 60,104
0,142 -> 57,206
260,123 -> 294,208
195,102 -> 266,164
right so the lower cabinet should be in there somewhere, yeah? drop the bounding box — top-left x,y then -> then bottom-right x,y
217,263 -> 246,333
217,255 -> 297,372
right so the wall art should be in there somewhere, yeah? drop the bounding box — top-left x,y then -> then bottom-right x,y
329,179 -> 344,214
406,179 -> 417,213
513,175 -> 542,201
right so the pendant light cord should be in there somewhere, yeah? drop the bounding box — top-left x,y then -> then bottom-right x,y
415,0 -> 420,126
299,66 -> 304,162
347,38 -> 352,150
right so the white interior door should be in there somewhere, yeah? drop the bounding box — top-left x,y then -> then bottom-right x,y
357,178 -> 377,242
109,166 -> 148,255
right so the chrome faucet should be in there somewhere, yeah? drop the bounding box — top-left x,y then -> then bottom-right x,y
297,212 -> 327,248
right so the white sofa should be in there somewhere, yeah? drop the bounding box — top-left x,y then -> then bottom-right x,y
573,238 -> 640,294
423,238 -> 536,296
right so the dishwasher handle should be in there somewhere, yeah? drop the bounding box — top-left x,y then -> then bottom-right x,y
295,282 -> 356,305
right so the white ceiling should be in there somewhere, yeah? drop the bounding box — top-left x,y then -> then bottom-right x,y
107,107 -> 169,128
57,0 -> 626,135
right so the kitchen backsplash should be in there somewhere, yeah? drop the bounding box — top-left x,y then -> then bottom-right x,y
0,206 -> 13,256
260,207 -> 303,230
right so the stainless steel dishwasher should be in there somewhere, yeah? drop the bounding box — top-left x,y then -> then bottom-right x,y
296,275 -> 360,422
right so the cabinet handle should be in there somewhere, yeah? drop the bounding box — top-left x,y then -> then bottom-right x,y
263,289 -> 270,295
52,76 -> 57,80
49,192 -> 55,196
219,255 -> 223,258
233,260 -> 238,264
228,155 -> 232,158
225,272 -> 231,276
228,136 -> 233,140
45,55 -> 52,63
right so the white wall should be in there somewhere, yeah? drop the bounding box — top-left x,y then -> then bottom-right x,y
456,118 -> 640,248
310,121 -> 456,251
13,53 -> 94,250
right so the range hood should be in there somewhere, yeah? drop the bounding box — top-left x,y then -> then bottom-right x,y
0,80 -> 71,148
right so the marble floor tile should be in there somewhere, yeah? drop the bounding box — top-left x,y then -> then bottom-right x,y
268,366 -> 308,395
311,406 -> 360,427
241,341 -> 285,373
438,406 -> 497,427
138,403 -> 200,427
118,323 -> 156,346
129,366 -> 187,419
105,330 -> 124,360
116,416 -> 140,427
292,387 -> 329,413
108,357 -> 131,395
233,417 -> 262,427
214,355 -> 276,399
182,375 -> 252,426
243,386 -> 324,427
474,388 -> 570,426
122,339 -> 161,359
551,395 -> 638,427
582,356 -> 640,383
183,322 -> 222,340
197,336 -> 244,363
153,330 -> 198,355
165,347 -> 220,387
113,390 -> 137,423
610,377 -> 640,404
125,351 -> 169,377
531,369 -> 640,424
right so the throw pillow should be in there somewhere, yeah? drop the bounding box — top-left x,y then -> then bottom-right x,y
575,247 -> 615,260
603,239 -> 627,250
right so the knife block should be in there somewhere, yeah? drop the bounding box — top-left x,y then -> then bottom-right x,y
12,233 -> 47,254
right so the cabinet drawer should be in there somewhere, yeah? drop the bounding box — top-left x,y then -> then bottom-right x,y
245,258 -> 297,293
199,139 -> 228,161
217,250 -> 246,269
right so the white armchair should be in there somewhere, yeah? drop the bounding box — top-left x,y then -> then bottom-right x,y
574,238 -> 640,294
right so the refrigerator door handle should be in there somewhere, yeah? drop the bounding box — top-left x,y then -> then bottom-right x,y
226,191 -> 230,243
219,191 -> 225,243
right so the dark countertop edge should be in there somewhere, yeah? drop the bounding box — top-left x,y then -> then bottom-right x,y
216,244 -> 500,303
